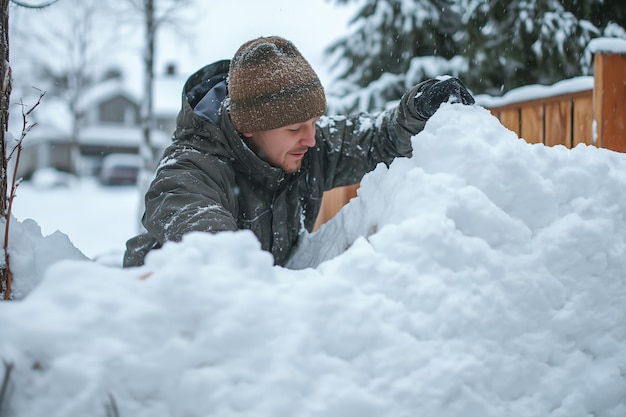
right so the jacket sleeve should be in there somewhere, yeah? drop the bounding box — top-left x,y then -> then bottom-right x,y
142,142 -> 239,244
314,83 -> 428,190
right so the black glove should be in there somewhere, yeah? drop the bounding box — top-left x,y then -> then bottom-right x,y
414,77 -> 475,120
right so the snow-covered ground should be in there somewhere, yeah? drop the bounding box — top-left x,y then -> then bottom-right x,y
11,174 -> 139,263
1,104 -> 625,416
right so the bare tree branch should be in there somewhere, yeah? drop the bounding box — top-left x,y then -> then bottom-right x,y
2,89 -> 45,300
104,391 -> 120,417
0,360 -> 14,415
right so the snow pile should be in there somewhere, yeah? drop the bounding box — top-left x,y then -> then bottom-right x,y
1,104 -> 625,417
4,217 -> 86,300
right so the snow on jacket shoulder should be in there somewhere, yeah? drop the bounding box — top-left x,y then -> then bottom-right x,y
123,59 -> 427,268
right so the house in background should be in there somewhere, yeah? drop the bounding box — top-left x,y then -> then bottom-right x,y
8,95 -> 74,180
154,63 -> 184,138
10,64 -> 185,181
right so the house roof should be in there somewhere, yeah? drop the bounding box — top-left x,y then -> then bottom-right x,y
80,125 -> 170,148
77,78 -> 140,112
75,69 -> 186,119
8,65 -> 187,145
8,95 -> 72,142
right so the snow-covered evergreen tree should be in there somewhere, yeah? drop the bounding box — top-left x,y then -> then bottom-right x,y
563,0 -> 626,34
462,0 -> 600,95
326,0 -> 625,111
326,0 -> 467,113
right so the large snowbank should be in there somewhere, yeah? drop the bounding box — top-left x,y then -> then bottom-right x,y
1,104 -> 625,417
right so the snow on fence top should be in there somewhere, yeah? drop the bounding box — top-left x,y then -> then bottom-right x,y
588,37 -> 626,54
474,76 -> 594,108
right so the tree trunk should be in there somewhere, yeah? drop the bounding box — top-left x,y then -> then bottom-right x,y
136,0 -> 157,232
0,0 -> 11,298
0,0 -> 10,216
140,0 -> 156,170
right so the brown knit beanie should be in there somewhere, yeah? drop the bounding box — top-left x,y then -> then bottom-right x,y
228,36 -> 327,133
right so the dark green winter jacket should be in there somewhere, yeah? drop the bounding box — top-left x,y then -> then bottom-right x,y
123,59 -> 428,267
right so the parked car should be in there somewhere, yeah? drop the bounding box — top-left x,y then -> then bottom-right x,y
99,153 -> 141,186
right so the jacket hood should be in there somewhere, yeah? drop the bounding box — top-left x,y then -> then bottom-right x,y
184,59 -> 230,125
176,60 -> 291,186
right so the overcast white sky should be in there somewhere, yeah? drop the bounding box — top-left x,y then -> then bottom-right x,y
7,0 -> 356,98
126,0 -> 358,86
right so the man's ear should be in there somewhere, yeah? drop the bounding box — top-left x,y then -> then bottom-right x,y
242,132 -> 253,138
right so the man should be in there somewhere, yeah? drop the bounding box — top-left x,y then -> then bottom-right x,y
123,36 -> 474,267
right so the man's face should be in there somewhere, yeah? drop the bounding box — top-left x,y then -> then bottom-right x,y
243,117 -> 319,174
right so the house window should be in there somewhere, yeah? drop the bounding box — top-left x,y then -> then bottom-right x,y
100,96 -> 139,125
124,106 -> 136,126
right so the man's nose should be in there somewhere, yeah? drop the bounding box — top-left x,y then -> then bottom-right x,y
300,124 -> 316,147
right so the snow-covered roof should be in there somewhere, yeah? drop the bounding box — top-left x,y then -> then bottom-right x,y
77,78 -> 140,112
8,94 -> 72,139
76,72 -> 185,118
18,125 -> 68,147
79,125 -> 170,148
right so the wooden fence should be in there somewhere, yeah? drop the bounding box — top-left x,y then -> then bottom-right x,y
488,88 -> 594,149
314,48 -> 626,229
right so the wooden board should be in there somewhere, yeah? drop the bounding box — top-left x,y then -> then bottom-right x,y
314,184 -> 360,230
520,105 -> 544,144
573,95 -> 594,147
594,53 -> 626,152
499,108 -> 520,136
545,100 -> 572,148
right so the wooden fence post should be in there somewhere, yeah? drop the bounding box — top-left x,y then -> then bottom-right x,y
592,40 -> 626,152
